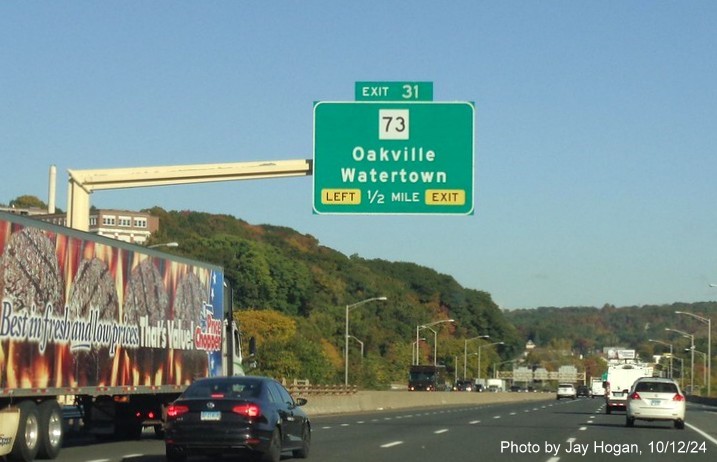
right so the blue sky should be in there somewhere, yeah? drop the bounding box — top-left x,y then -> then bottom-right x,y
2,1 -> 717,309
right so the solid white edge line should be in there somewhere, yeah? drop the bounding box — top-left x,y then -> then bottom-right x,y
686,422 -> 717,447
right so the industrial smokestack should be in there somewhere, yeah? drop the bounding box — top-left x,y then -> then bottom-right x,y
48,165 -> 56,213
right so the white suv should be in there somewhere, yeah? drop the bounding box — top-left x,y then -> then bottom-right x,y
556,383 -> 576,400
626,377 -> 686,429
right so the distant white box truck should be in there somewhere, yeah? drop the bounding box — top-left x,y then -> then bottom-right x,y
604,363 -> 652,413
590,377 -> 606,398
486,378 -> 505,392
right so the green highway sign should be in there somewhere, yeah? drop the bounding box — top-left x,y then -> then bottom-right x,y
313,100 -> 475,215
355,81 -> 433,101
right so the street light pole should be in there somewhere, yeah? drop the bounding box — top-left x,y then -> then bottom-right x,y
690,348 -> 707,387
463,335 -> 490,379
422,327 -> 438,366
415,319 -> 455,366
666,328 -> 695,393
676,310 -> 711,396
349,335 -> 364,359
477,341 -> 504,381
671,356 -> 685,389
412,338 -> 426,365
345,296 -> 387,386
648,339 -> 673,378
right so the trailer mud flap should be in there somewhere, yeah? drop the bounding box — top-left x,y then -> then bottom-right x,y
0,408 -> 20,456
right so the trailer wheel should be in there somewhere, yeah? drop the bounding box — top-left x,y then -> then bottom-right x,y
9,401 -> 40,462
37,400 -> 63,459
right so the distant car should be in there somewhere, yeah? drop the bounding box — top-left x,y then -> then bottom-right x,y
164,376 -> 311,462
509,385 -> 525,392
625,377 -> 685,429
474,384 -> 485,392
556,383 -> 576,400
454,380 -> 474,391
576,385 -> 590,397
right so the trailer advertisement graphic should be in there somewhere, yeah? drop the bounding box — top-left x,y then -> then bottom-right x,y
0,218 -> 223,389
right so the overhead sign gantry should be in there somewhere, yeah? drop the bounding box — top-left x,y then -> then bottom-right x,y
65,81 -> 474,230
67,160 -> 312,231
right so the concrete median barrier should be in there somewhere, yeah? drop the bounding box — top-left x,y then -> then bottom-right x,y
301,390 -> 553,416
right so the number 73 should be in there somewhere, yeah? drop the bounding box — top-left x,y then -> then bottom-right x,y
378,109 -> 409,140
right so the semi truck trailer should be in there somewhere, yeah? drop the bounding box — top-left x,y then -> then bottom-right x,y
408,365 -> 449,391
0,210 -> 249,461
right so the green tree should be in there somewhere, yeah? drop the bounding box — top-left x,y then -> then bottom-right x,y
9,195 -> 47,209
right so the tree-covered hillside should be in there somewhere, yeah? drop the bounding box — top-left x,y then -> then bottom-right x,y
6,196 -> 715,392
506,303 -> 716,392
145,207 -> 521,387
506,303 -> 716,356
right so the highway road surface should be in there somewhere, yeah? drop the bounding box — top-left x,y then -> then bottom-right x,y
55,397 -> 717,462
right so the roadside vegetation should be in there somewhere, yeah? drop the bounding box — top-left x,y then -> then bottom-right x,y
3,196 -> 715,393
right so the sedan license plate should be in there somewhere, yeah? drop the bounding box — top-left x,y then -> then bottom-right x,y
201,411 -> 221,421
650,399 -> 661,406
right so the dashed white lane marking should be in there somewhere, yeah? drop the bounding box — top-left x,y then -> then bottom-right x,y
493,415 -> 501,419
579,426 -> 587,431
469,420 -> 481,424
434,429 -> 449,434
546,457 -> 560,462
566,437 -> 576,444
381,441 -> 403,448
340,423 -> 349,427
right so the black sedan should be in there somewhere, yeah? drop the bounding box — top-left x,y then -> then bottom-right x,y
165,376 -> 311,462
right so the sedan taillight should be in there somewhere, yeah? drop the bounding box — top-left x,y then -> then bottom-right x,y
672,393 -> 685,401
167,404 -> 190,419
628,392 -> 641,400
232,403 -> 261,417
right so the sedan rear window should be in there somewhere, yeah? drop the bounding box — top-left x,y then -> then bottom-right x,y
184,380 -> 261,399
634,382 -> 678,394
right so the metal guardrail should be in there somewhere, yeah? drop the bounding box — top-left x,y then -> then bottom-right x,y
282,379 -> 358,396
